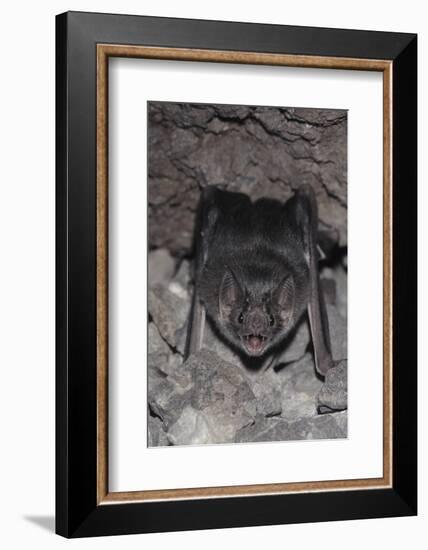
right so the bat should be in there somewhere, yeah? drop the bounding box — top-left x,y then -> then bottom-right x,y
185,185 -> 334,376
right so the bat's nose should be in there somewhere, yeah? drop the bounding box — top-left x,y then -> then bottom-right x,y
246,311 -> 267,334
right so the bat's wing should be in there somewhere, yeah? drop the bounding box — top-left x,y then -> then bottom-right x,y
185,187 -> 225,358
288,186 -> 334,376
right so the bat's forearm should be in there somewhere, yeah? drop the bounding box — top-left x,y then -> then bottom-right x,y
185,291 -> 206,358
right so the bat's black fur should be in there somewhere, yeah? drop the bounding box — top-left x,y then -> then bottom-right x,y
186,186 -> 334,375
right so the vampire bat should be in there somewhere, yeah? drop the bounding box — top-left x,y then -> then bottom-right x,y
185,185 -> 334,376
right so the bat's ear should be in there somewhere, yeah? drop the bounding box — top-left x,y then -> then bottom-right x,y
219,268 -> 242,320
273,275 -> 295,325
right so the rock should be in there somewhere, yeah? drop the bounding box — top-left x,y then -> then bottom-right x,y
148,322 -> 172,373
236,411 -> 347,443
173,259 -> 192,292
317,360 -> 348,413
289,411 -> 347,440
321,277 -> 337,305
168,260 -> 191,301
251,369 -> 282,417
147,323 -> 183,378
278,354 -> 323,421
148,102 -> 347,256
326,304 -> 347,360
148,285 -> 190,351
166,350 -> 257,445
187,350 -> 255,411
167,406 -> 214,446
147,370 -> 192,429
148,321 -> 184,379
148,249 -> 175,287
148,415 -> 169,447
334,410 -> 348,434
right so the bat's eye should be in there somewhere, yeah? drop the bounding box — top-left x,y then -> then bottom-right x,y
269,314 -> 275,326
238,313 -> 244,324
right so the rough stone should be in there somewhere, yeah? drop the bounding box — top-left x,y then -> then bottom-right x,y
147,364 -> 192,429
173,259 -> 192,293
321,277 -> 337,305
168,260 -> 191,303
317,360 -> 348,413
165,350 -> 257,445
148,285 -> 190,351
148,322 -> 172,374
148,415 -> 169,447
236,411 -> 347,443
251,369 -> 283,417
278,354 -> 323,421
167,406 -> 214,446
326,304 -> 347,360
148,102 -> 347,257
148,248 -> 175,288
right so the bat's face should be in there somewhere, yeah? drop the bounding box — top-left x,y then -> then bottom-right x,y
218,268 -> 296,357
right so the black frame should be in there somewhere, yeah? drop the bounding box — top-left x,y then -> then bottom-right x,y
56,11 -> 417,538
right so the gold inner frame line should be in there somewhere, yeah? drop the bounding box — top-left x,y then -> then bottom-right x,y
96,44 -> 393,505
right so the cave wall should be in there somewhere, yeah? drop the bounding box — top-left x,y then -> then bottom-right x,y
148,101 -> 347,257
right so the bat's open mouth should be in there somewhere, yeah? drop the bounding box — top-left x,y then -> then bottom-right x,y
243,334 -> 267,355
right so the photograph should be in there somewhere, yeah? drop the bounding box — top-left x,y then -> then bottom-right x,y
147,101 -> 348,446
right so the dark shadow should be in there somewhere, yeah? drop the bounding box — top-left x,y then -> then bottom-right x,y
23,515 -> 55,533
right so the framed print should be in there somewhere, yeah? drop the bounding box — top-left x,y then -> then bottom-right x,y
56,11 -> 417,538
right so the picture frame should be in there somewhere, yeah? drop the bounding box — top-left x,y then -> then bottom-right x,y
56,10 -> 417,538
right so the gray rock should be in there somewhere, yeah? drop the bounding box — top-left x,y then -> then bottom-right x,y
166,350 -> 257,445
167,406 -> 214,446
326,304 -> 347,360
236,411 -> 347,443
148,322 -> 172,374
251,369 -> 282,417
148,320 -> 184,379
148,249 -> 176,288
168,262 -> 191,303
148,103 -> 347,256
278,354 -> 323,421
317,360 -> 348,413
148,285 -> 190,350
148,415 -> 169,447
147,369 -> 192,429
173,259 -> 192,293
321,277 -> 337,305
187,349 -> 255,411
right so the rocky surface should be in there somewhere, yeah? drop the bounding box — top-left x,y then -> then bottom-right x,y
148,102 -> 347,257
317,360 -> 348,413
236,411 -> 347,443
147,101 -> 347,446
147,248 -> 348,447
